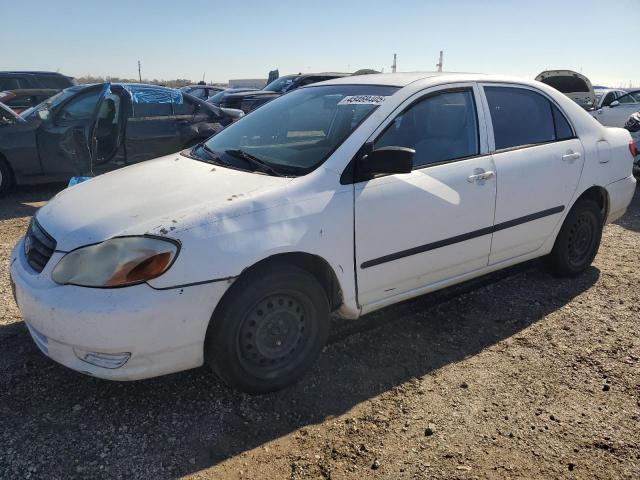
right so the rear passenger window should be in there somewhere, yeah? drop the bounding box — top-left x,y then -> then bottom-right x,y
552,104 -> 573,140
173,97 -> 198,116
375,89 -> 479,167
132,102 -> 172,117
485,87 -> 555,150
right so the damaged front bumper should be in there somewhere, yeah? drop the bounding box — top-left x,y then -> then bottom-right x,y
10,238 -> 228,381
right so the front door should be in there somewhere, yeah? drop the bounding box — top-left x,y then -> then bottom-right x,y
36,83 -> 110,178
479,84 -> 585,264
354,85 -> 497,307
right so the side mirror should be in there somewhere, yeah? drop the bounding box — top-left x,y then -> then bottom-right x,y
610,100 -> 620,107
220,107 -> 244,122
357,146 -> 414,179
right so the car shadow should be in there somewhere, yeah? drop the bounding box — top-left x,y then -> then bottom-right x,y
0,184 -> 62,221
0,263 -> 599,479
614,182 -> 639,233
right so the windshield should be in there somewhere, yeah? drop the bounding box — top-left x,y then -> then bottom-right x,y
20,88 -> 75,118
263,76 -> 298,93
202,84 -> 398,175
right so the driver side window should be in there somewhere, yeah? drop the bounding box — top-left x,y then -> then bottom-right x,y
374,89 -> 479,167
56,90 -> 101,124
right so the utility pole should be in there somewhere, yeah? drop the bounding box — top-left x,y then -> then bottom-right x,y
436,51 -> 443,72
138,60 -> 142,82
391,53 -> 397,73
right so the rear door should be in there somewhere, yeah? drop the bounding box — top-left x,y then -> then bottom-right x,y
124,87 -> 180,163
479,84 -> 584,264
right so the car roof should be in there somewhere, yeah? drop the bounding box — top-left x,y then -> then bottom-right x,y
0,71 -> 70,76
313,71 -> 495,87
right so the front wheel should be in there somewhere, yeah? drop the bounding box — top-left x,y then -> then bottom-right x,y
547,198 -> 603,277
205,265 -> 330,394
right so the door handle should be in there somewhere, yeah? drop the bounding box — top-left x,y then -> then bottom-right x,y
562,151 -> 581,162
467,169 -> 495,183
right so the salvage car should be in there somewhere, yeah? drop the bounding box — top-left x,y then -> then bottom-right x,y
0,83 -> 234,193
592,90 -> 640,128
219,73 -> 349,112
10,73 -> 636,393
535,70 -> 597,110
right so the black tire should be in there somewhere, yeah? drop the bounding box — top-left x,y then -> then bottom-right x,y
547,198 -> 603,277
205,264 -> 330,394
0,158 -> 13,196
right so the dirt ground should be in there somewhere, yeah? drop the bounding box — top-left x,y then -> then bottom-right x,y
0,184 -> 638,480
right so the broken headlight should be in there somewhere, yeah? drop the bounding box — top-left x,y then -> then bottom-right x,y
52,236 -> 179,288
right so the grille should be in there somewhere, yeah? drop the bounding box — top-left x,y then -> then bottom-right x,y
24,219 -> 56,273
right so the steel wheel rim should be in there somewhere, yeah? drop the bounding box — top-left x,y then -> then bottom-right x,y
237,292 -> 310,376
567,212 -> 596,267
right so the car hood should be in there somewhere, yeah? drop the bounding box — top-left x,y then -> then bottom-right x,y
535,70 -> 596,109
36,153 -> 292,251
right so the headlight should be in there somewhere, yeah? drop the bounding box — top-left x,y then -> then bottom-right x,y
52,236 -> 179,287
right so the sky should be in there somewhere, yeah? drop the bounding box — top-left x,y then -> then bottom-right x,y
2,0 -> 639,87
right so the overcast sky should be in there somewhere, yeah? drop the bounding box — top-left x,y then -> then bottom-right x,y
2,0 -> 638,87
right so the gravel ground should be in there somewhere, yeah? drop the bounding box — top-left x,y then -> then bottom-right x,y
0,184 -> 638,480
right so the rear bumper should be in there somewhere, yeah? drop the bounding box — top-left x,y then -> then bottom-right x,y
606,175 -> 637,223
10,238 -> 229,380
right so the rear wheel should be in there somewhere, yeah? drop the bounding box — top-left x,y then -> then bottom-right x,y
205,265 -> 330,394
547,198 -> 603,277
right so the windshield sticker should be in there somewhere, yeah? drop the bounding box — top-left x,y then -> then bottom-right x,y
338,95 -> 388,106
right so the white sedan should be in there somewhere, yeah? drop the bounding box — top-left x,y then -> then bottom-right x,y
592,90 -> 640,127
10,73 -> 637,393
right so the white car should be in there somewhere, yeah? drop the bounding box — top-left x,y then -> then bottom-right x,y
594,88 -> 628,109
592,90 -> 640,128
10,73 -> 637,393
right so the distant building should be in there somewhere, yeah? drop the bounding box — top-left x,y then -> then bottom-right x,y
228,78 -> 267,89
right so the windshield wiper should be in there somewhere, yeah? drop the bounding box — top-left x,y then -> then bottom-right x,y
187,142 -> 226,165
224,149 -> 284,176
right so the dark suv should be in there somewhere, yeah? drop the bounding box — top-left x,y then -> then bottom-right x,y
0,71 -> 77,112
219,73 -> 349,113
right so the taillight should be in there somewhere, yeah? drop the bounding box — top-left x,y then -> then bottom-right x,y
630,139 -> 638,158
